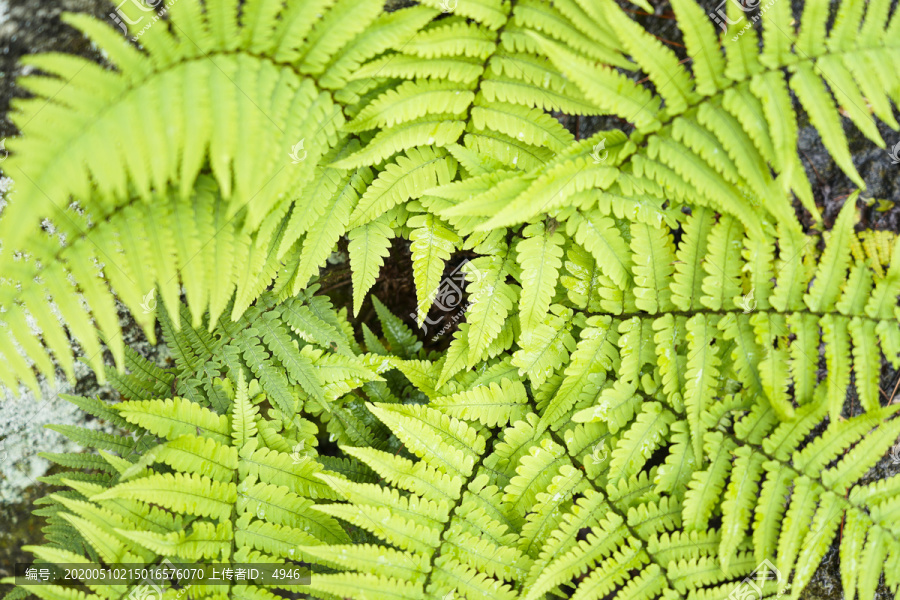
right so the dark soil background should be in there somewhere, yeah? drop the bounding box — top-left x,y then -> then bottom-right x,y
1,0 -> 900,598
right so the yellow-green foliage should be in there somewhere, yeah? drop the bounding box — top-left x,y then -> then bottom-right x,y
4,0 -> 900,598
9,288 -> 900,600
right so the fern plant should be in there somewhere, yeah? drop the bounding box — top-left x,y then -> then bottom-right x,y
338,0 -> 900,302
303,384 -> 900,600
446,0 -> 900,234
4,0 -> 900,598
9,282 -> 900,600
0,0 -> 446,388
425,194 -> 900,426
3,0 -> 899,396
0,0 -> 608,391
299,214 -> 900,600
322,0 -> 900,414
109,286 -> 408,452
4,290 -> 390,599
31,373 -> 348,567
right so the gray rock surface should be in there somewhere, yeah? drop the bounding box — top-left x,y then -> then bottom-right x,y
0,0 -> 109,139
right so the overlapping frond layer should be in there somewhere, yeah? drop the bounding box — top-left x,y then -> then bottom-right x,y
331,0 -> 638,310
9,290 -> 409,600
11,270 -> 900,600
18,367 -> 345,593
343,0 -> 627,173
5,0 -> 900,597
2,0 -> 367,245
466,0 -> 900,233
430,197 -> 900,424
0,0 -> 435,391
305,364 -> 900,600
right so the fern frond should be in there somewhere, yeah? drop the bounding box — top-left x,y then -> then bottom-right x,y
115,397 -> 230,444
349,214 -> 395,316
409,212 -> 460,323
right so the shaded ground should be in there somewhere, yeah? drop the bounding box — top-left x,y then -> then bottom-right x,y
1,0 -> 900,599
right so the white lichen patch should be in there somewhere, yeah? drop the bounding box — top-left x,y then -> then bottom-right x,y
0,361 -> 118,503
